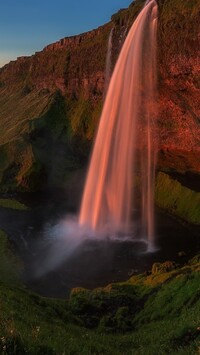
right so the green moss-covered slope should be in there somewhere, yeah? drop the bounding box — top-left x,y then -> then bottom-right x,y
0,228 -> 199,353
0,230 -> 21,284
155,172 -> 200,224
0,199 -> 28,211
0,253 -> 199,354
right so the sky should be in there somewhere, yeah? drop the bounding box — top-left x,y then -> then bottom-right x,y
0,0 -> 132,68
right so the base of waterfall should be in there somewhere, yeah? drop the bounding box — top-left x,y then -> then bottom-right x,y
0,191 -> 198,299
31,216 -> 158,279
15,209 -> 197,298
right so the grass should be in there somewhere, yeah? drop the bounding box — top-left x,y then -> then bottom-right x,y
155,172 -> 200,224
0,86 -> 52,191
0,230 -> 21,284
0,88 -> 51,146
67,96 -> 99,141
0,229 -> 199,354
68,97 -> 93,138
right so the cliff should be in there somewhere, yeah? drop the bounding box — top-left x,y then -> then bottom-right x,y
157,0 -> 200,172
0,24 -> 111,98
0,0 -> 199,192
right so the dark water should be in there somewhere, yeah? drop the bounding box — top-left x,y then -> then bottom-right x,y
0,188 -> 199,298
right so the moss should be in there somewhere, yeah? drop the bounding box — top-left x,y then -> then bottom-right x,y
0,147 -> 9,172
15,145 -> 34,188
0,230 -> 22,284
152,261 -> 177,275
69,284 -> 141,330
30,91 -> 69,141
68,97 -> 93,139
155,172 -> 200,224
189,254 -> 200,265
65,95 -> 103,143
0,87 -> 52,191
136,271 -> 200,323
0,256 -> 199,353
0,199 -> 28,211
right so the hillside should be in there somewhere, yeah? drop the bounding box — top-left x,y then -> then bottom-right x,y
0,0 -> 199,197
0,229 -> 200,354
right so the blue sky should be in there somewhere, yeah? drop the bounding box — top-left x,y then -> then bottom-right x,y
0,0 -> 132,67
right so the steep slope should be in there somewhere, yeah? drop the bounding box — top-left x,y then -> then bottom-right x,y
0,0 -> 199,192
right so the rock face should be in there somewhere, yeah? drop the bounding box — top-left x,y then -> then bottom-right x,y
0,24 -> 111,99
0,0 -> 199,191
157,0 -> 200,172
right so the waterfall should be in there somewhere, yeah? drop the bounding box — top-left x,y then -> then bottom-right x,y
79,0 -> 158,244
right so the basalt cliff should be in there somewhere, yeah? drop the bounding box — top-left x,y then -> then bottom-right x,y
0,0 -> 199,193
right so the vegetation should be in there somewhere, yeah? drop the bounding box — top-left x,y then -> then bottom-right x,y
0,230 -> 21,284
0,226 -> 199,354
155,172 -> 200,224
67,95 -> 103,141
0,198 -> 28,211
0,86 -> 51,191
